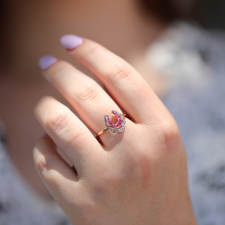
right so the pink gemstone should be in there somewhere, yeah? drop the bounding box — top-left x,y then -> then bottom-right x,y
106,111 -> 123,128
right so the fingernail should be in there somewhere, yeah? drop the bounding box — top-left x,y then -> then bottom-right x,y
38,55 -> 58,70
60,34 -> 83,50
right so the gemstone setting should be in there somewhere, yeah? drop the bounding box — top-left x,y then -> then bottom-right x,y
104,110 -> 126,134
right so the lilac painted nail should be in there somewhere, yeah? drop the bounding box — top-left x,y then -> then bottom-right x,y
39,55 -> 57,70
60,34 -> 83,50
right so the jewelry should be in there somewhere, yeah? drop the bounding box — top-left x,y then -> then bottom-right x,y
96,110 -> 126,137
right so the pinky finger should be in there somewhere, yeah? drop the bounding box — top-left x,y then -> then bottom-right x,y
33,135 -> 79,212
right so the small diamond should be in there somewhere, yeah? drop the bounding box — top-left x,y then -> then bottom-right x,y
118,127 -> 125,132
104,110 -> 126,134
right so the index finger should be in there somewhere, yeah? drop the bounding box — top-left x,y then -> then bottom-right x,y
60,35 -> 167,125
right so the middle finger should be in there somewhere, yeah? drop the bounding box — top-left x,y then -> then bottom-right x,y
40,58 -> 131,146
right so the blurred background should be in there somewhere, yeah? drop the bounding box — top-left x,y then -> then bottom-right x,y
169,0 -> 225,30
192,0 -> 225,29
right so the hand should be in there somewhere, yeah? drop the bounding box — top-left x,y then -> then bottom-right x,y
33,35 -> 197,225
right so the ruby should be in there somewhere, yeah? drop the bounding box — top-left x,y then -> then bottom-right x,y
105,111 -> 124,129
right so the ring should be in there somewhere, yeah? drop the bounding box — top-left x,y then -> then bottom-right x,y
96,110 -> 126,137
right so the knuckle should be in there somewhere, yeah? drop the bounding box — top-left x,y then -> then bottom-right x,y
108,61 -> 133,81
159,119 -> 180,150
33,138 -> 54,173
76,83 -> 100,104
65,130 -> 87,148
35,157 -> 47,172
35,151 -> 53,173
34,147 -> 62,185
47,107 -> 70,133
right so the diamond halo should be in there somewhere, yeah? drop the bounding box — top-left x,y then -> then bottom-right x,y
104,110 -> 126,134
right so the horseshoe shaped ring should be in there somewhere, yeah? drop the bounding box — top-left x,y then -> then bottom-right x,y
96,110 -> 126,137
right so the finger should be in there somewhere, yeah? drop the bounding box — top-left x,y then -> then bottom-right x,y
33,135 -> 77,203
39,56 -> 131,146
60,35 -> 165,124
33,135 -> 84,218
57,147 -> 73,167
34,96 -> 104,177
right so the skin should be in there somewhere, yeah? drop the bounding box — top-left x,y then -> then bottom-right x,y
33,38 -> 197,224
0,0 -> 168,198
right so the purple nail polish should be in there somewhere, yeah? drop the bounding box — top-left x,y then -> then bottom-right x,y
39,55 -> 57,70
60,34 -> 83,50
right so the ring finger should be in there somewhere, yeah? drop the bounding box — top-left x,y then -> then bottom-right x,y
39,58 -> 132,147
